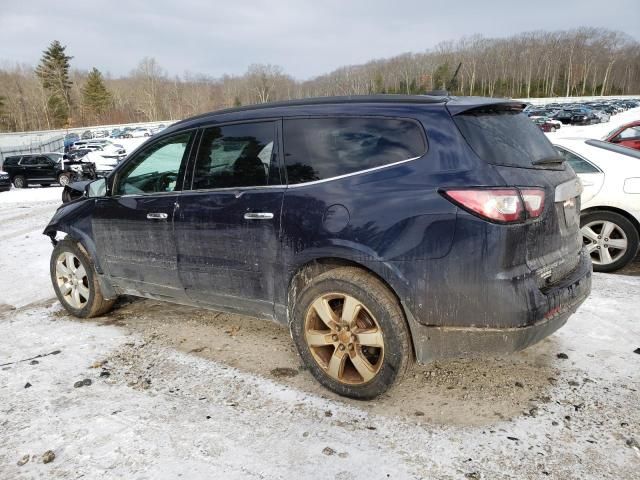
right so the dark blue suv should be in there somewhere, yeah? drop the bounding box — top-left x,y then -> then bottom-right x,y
44,95 -> 592,398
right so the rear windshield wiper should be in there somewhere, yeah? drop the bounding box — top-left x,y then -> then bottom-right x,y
531,156 -> 565,166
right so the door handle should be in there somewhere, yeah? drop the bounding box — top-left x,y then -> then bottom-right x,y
244,212 -> 274,220
147,212 -> 168,220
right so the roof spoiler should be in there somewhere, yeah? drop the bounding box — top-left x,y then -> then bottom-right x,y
446,98 -> 528,116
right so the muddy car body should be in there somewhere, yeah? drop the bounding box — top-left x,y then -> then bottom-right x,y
44,95 -> 592,398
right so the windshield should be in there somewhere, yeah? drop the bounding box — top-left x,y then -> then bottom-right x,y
454,109 -> 560,168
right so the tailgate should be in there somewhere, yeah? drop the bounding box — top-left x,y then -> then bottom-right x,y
492,165 -> 583,285
453,106 -> 584,286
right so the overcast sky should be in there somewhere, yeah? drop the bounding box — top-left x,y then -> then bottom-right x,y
0,0 -> 637,80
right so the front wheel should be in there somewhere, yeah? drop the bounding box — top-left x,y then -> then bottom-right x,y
50,237 -> 116,317
13,175 -> 26,188
290,267 -> 412,399
581,211 -> 639,272
58,173 -> 72,186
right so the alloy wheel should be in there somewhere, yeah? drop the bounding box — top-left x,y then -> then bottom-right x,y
582,220 -> 628,266
304,293 -> 384,385
55,252 -> 90,309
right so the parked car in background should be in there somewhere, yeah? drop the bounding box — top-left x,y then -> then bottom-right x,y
0,169 -> 10,191
603,121 -> 640,151
80,150 -> 120,177
554,138 -> 640,272
81,130 -> 93,140
66,148 -> 94,160
64,133 -> 81,150
45,95 -> 591,399
532,117 -> 559,132
591,110 -> 611,123
2,152 -> 96,187
130,127 -> 153,137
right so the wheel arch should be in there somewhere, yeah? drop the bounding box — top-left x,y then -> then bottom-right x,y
581,205 -> 640,235
285,255 -> 416,358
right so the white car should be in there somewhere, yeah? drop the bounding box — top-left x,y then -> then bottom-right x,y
554,138 -> 640,272
81,150 -> 120,177
130,128 -> 153,138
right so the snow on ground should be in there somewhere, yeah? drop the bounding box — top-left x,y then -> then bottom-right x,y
0,109 -> 639,479
0,186 -> 62,309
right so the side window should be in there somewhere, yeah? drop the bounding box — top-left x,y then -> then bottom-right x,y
35,156 -> 50,165
115,132 -> 192,195
192,122 -> 278,190
283,117 -> 426,184
20,157 -> 36,166
555,147 -> 600,174
617,126 -> 640,140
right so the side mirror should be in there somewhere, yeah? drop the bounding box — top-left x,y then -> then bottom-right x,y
86,178 -> 107,198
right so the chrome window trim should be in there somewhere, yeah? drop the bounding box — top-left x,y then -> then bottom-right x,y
176,154 -> 423,194
286,155 -> 422,188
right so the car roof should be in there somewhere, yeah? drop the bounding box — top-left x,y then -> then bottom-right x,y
162,95 -> 526,134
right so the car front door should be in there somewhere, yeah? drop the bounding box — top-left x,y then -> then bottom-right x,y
175,120 -> 284,319
91,131 -> 195,299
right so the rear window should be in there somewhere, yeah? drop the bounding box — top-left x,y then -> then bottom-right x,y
453,110 -> 559,169
283,117 -> 426,184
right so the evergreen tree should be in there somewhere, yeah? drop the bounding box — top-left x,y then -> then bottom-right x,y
432,63 -> 450,91
35,40 -> 73,127
82,68 -> 112,118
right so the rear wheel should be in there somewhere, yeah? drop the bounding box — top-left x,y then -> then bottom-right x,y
13,176 -> 26,188
581,211 -> 639,272
290,267 -> 412,399
50,237 -> 116,318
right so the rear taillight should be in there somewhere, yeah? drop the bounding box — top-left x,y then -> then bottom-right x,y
520,188 -> 545,218
442,187 -> 545,224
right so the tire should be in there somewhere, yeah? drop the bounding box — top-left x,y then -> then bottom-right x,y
50,237 -> 116,318
58,173 -> 72,186
13,176 -> 27,188
581,211 -> 640,273
290,267 -> 412,399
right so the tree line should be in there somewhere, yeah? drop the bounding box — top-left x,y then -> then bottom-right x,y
0,27 -> 638,132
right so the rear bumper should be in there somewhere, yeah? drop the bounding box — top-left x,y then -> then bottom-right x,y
407,248 -> 592,363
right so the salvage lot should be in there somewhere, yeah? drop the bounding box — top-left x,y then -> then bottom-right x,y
1,114 -> 640,479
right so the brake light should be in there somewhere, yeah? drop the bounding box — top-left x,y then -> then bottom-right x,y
442,187 -> 545,224
520,188 -> 545,218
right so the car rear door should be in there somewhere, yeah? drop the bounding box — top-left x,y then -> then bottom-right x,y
91,131 -> 196,299
555,146 -> 604,203
174,120 -> 284,320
